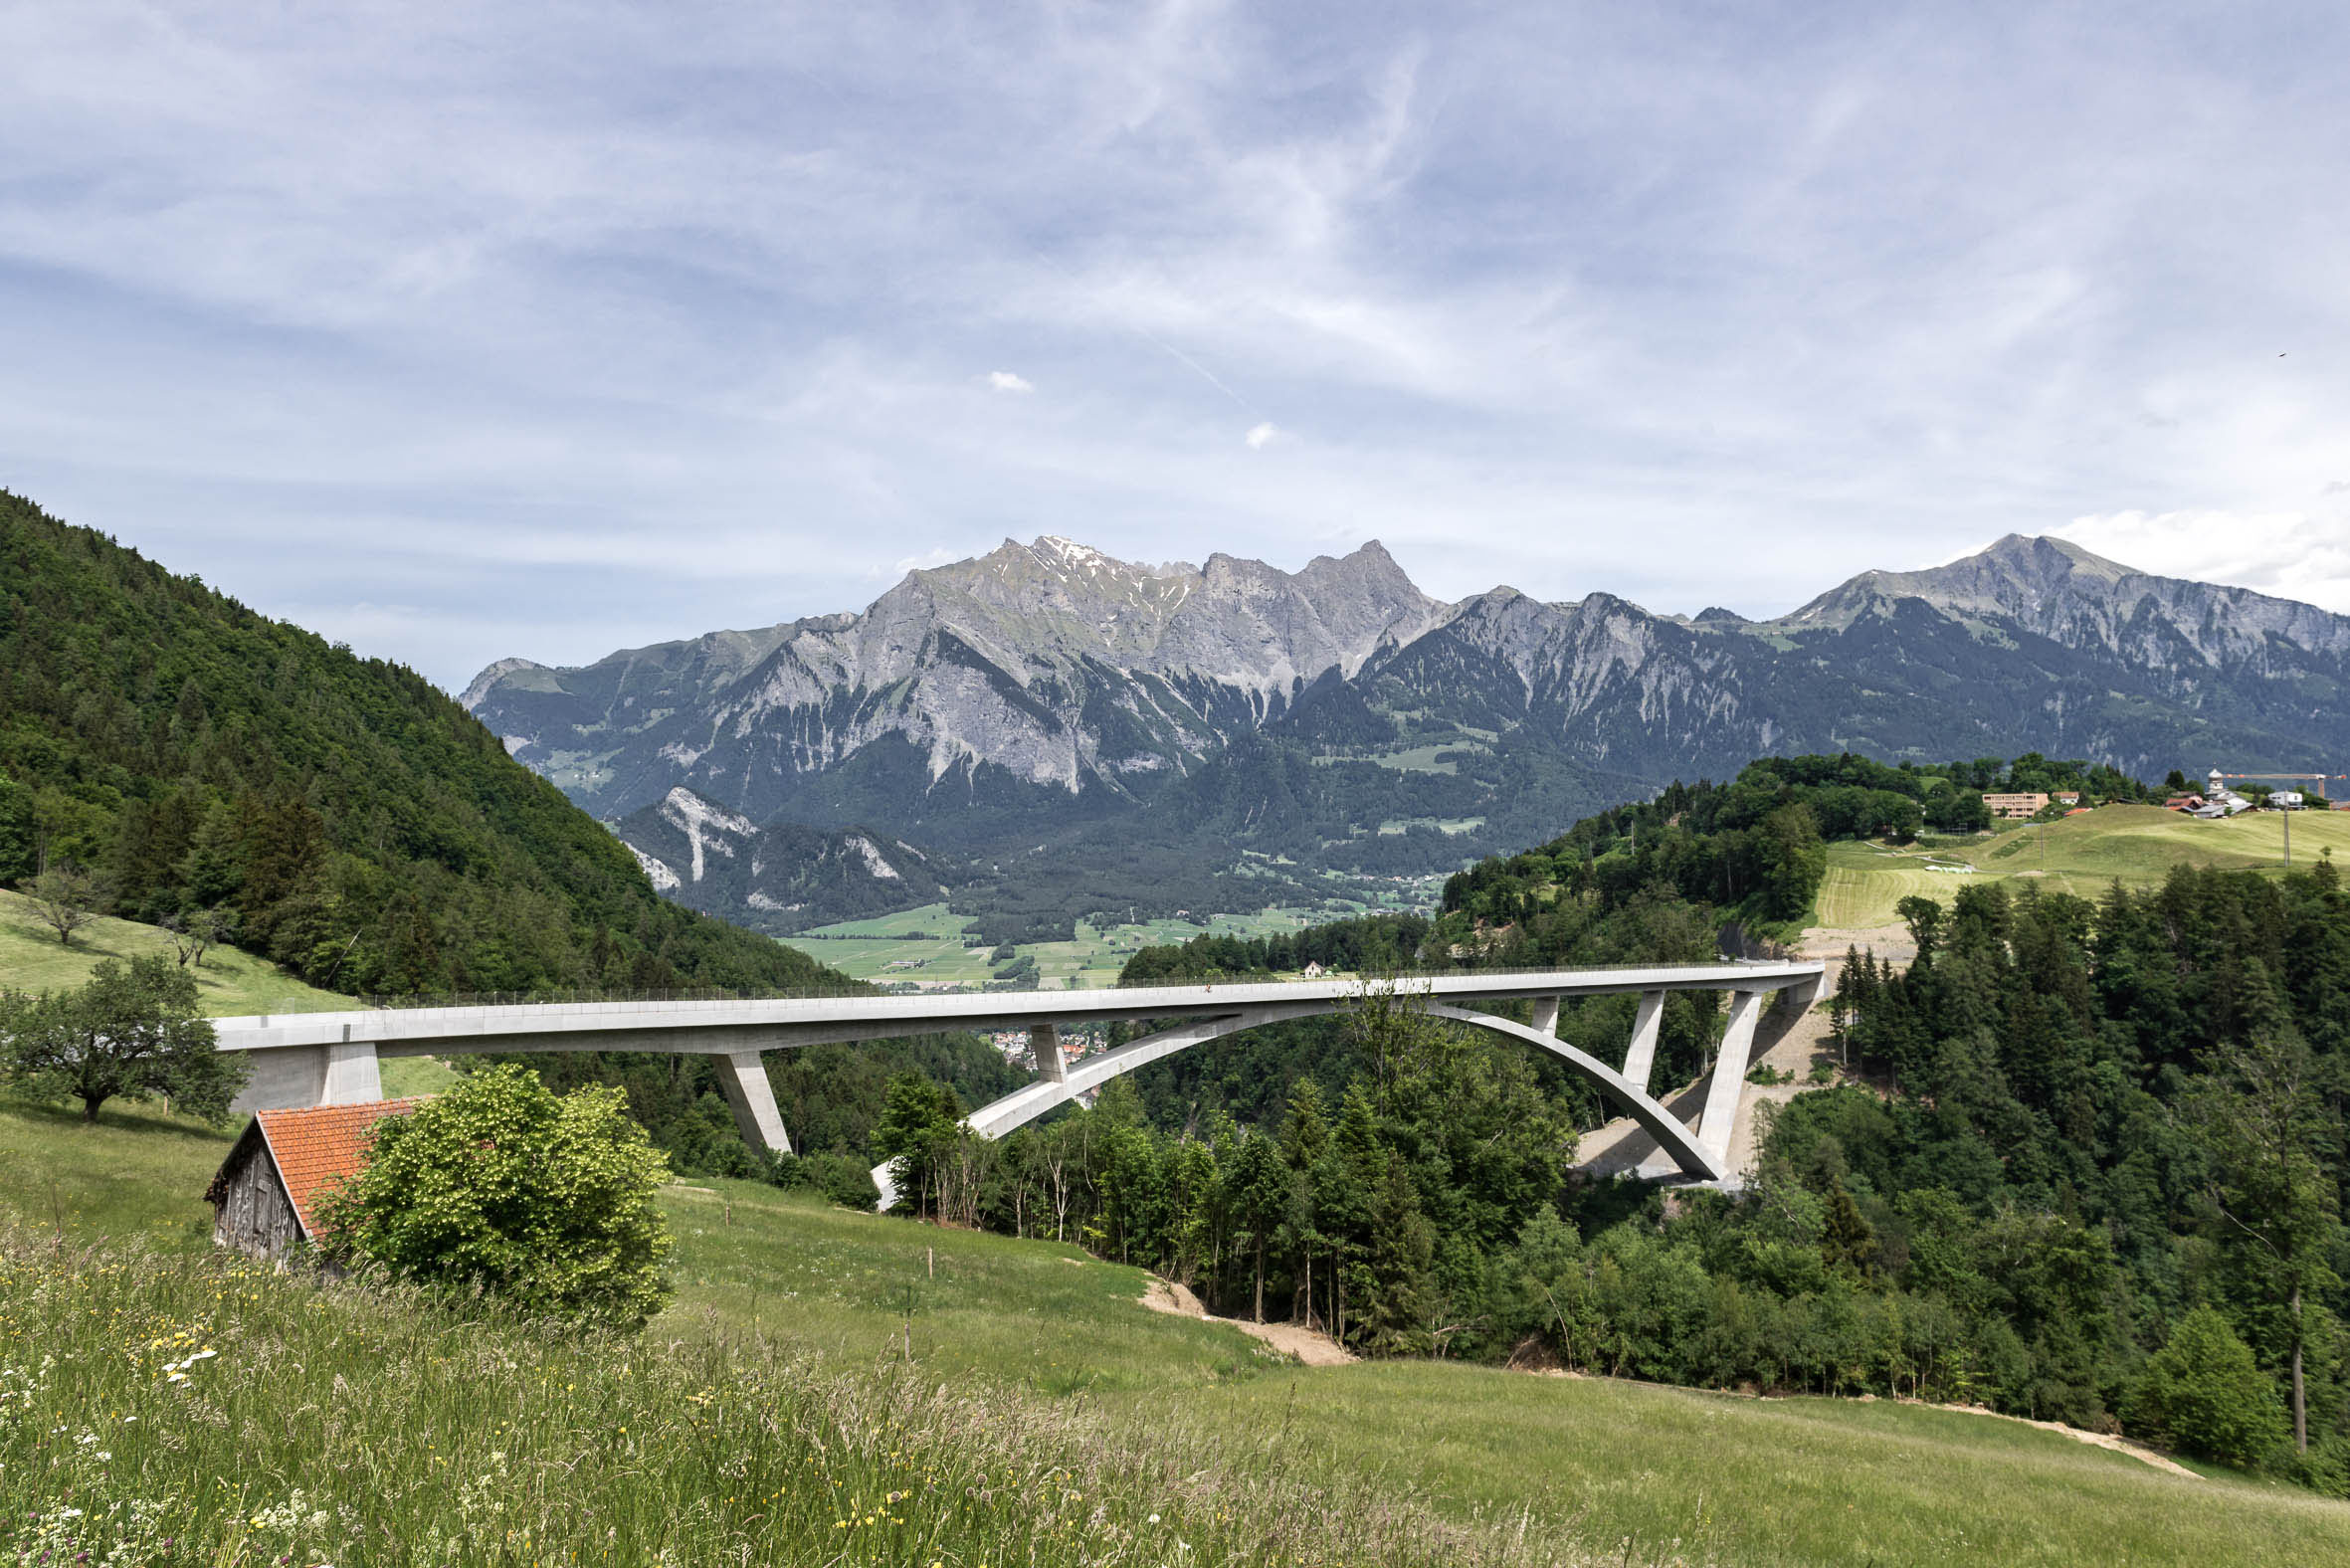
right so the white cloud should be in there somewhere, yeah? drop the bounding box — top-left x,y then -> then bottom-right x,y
886,545 -> 967,578
7,5 -> 2350,682
2057,510 -> 2350,614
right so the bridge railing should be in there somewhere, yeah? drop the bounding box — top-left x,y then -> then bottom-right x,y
341,955 -> 1815,1014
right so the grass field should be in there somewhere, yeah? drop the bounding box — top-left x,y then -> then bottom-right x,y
782,901 -> 1321,988
1311,739 -> 1489,775
0,887 -> 351,1014
7,1094 -> 2346,1567
1812,805 -> 2350,932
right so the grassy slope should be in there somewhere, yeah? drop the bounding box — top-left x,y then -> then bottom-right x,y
781,901 -> 1318,989
8,1096 -> 2345,1568
0,887 -> 351,1014
1815,805 -> 2350,931
0,892 -> 457,1096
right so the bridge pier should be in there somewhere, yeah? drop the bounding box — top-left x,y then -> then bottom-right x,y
714,1050 -> 792,1157
1028,1023 -> 1068,1082
1620,989 -> 1665,1095
1695,990 -> 1765,1167
230,1024 -> 382,1114
1529,996 -> 1560,1037
321,1039 -> 383,1104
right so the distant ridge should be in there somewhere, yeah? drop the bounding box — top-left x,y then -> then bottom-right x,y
464,531 -> 2350,938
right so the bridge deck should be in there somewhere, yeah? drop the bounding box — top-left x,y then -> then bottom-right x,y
209,962 -> 1821,1055
213,961 -> 1827,1184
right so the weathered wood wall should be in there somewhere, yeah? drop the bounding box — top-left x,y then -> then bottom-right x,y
209,1135 -> 302,1258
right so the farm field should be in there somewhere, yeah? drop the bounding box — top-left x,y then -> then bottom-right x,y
1813,804 -> 2350,933
0,886 -> 351,1015
780,900 -> 1322,988
1311,738 -> 1490,774
7,1093 -> 2348,1568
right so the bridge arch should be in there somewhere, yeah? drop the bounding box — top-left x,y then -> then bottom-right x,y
873,990 -> 1732,1205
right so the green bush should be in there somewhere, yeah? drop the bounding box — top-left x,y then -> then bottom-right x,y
319,1062 -> 673,1326
769,1149 -> 882,1209
2127,1306 -> 2289,1470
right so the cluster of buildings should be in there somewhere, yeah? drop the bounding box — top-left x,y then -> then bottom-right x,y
1980,790 -> 2081,820
2167,770 -> 2346,819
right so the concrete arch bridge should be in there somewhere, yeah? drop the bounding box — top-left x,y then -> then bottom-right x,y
212,961 -> 1821,1193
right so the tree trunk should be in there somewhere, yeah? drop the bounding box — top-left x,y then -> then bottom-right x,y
81,1094 -> 104,1122
2293,1284 -> 2308,1452
1253,1238 -> 1265,1323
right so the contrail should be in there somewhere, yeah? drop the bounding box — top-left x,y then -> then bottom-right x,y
1031,248 -> 1262,416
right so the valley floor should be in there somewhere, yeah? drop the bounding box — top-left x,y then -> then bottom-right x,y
7,1094 -> 2345,1568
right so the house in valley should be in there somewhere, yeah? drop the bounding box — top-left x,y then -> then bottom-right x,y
205,1099 -> 418,1260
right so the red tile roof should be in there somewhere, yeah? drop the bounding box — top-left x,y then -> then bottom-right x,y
253,1099 -> 421,1236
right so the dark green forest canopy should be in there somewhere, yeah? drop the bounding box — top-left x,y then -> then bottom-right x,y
1442,751 -> 2156,930
933,862 -> 2350,1489
1051,766 -> 2350,1487
0,490 -> 837,997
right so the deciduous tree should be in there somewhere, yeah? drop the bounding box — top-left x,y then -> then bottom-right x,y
0,954 -> 244,1121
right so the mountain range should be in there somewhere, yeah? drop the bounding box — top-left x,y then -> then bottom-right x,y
465,532 -> 2350,939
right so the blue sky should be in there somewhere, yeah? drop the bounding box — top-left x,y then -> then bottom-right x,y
5,2 -> 2347,688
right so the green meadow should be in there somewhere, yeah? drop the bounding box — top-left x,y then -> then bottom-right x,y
1813,804 -> 2350,932
0,886 -> 351,1015
5,1095 -> 2345,1567
781,900 -> 1320,988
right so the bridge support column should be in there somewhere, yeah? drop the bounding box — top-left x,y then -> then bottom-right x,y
1029,1024 -> 1068,1083
1621,989 -> 1665,1095
715,1051 -> 792,1156
321,1034 -> 382,1105
1695,990 -> 1765,1169
1529,996 -> 1560,1037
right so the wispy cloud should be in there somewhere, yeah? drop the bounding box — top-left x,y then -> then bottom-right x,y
3,3 -> 2348,684
2057,510 -> 2350,614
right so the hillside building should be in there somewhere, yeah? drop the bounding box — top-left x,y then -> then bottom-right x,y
1980,792 -> 2050,820
205,1099 -> 417,1260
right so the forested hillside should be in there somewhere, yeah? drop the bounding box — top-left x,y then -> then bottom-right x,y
881,755 -> 2350,1491
0,490 -> 831,997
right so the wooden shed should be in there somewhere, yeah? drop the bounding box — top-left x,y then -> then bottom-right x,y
205,1099 -> 419,1259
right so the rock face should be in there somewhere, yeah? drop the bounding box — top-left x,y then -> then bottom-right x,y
468,531 -> 2350,926
617,786 -> 942,930
469,536 -> 1446,825
1781,533 -> 2350,668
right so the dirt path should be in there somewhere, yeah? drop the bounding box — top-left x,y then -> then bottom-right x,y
1139,1277 -> 1356,1365
1884,1397 -> 2199,1477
